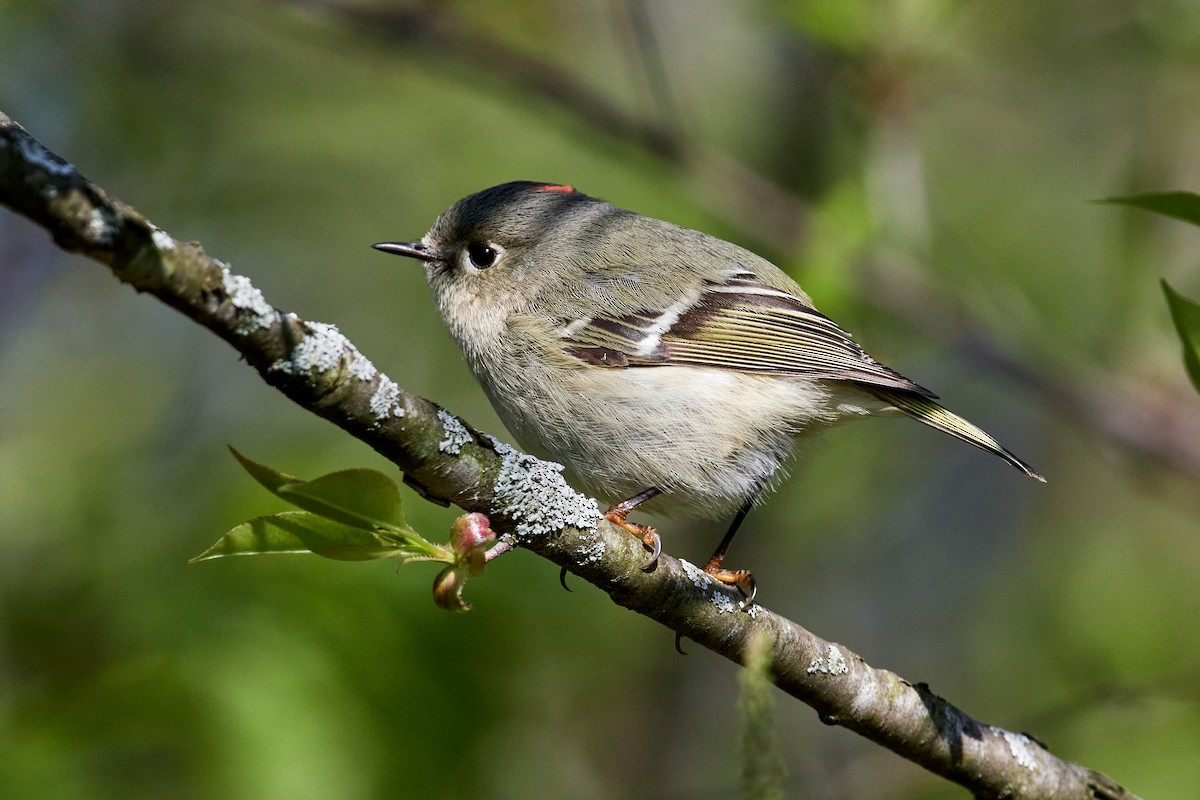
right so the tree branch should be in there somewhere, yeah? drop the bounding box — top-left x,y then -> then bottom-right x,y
0,111 -> 1136,800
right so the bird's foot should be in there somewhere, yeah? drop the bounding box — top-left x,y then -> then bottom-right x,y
702,556 -> 757,610
604,504 -> 661,571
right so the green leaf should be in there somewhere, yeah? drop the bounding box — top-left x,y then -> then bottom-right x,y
1162,280 -> 1200,395
1095,192 -> 1200,227
229,446 -> 303,493
211,451 -> 452,566
191,513 -> 315,562
190,511 -> 437,563
277,469 -> 408,533
229,447 -> 410,533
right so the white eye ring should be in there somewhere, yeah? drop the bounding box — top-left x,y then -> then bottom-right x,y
465,242 -> 502,270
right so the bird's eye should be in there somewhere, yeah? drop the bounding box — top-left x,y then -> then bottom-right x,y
466,243 -> 499,269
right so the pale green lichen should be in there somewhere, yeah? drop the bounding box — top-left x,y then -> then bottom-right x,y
347,354 -> 377,382
485,435 -> 600,541
575,531 -> 606,565
221,267 -> 275,334
369,376 -> 404,420
150,225 -> 175,252
437,409 -> 473,454
680,559 -> 754,615
995,728 -> 1039,772
277,321 -> 347,375
807,646 -> 849,676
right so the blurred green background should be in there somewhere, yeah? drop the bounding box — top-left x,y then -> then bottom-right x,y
3,1 -> 1200,797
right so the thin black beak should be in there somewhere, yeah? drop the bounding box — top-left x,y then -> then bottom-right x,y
372,241 -> 436,262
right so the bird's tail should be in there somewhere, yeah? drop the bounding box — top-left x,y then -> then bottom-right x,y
868,388 -> 1046,482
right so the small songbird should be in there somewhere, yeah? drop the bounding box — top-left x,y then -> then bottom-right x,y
375,181 -> 1043,603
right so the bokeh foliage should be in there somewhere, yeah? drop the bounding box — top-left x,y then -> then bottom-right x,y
2,1 -> 1200,797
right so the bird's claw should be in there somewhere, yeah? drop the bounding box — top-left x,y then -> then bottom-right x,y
604,505 -> 661,572
737,573 -> 757,610
702,562 -> 757,611
642,528 -> 662,571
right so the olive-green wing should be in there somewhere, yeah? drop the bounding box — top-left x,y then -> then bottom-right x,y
562,272 -> 935,396
561,271 -> 1045,481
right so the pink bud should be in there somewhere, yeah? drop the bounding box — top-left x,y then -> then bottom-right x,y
451,512 -> 495,575
432,514 -> 497,611
451,512 -> 496,552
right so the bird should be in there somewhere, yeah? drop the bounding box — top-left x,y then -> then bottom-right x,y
375,181 -> 1043,604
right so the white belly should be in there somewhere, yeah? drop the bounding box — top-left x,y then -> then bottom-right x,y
481,361 -> 866,519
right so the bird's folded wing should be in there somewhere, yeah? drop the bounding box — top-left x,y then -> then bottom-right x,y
561,272 -> 937,398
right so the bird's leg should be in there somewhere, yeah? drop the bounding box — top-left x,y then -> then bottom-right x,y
702,494 -> 758,609
604,486 -> 663,570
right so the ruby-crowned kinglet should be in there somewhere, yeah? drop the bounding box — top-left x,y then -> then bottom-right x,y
375,181 -> 1043,600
